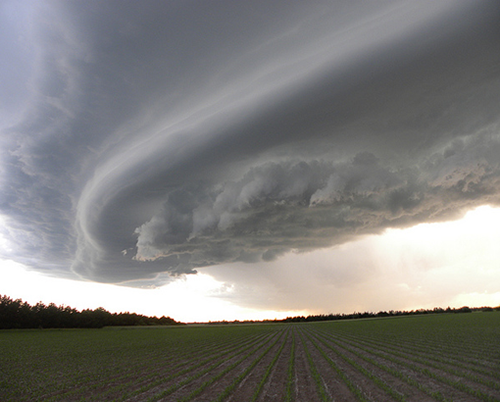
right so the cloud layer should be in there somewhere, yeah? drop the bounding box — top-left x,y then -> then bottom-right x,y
1,0 -> 500,284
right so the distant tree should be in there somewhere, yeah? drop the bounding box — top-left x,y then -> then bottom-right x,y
0,295 -> 183,329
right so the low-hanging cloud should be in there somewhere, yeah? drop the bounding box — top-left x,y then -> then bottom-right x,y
1,0 -> 500,284
133,134 -> 500,271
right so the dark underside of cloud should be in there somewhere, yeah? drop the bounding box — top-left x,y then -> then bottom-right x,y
2,0 -> 500,284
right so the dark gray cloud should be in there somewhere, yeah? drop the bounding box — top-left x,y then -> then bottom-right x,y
1,0 -> 500,284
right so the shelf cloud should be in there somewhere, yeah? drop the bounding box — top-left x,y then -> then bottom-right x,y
1,0 -> 500,286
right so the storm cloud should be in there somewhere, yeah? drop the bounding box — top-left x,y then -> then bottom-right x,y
2,0 -> 500,284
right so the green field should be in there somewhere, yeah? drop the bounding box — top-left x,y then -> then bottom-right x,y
1,312 -> 499,401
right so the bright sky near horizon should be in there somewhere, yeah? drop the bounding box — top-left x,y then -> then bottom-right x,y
1,1 -> 500,322
2,205 -> 499,322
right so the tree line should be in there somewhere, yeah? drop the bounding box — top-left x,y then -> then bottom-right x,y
0,295 -> 182,329
200,305 -> 499,325
279,306 -> 498,323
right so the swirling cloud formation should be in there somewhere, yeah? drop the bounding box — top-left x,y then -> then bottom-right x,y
1,0 -> 500,284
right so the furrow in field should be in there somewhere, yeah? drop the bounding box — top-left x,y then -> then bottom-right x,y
348,325 -> 499,368
291,326 -> 328,402
298,328 -> 332,401
166,328 -> 286,402
41,330 -> 269,402
204,326 -> 290,402
302,326 -> 406,402
297,327 -> 367,402
323,329 -> 500,397
335,330 -> 500,374
100,331 -> 271,401
331,330 -> 500,384
226,326 -> 292,402
4,314 -> 499,402
375,334 -> 497,377
388,335 -> 498,363
310,327 -> 454,402
41,334 -> 247,401
125,331 -> 277,402
256,326 -> 297,402
283,328 -> 296,402
31,336 -> 192,400
316,328 -> 499,402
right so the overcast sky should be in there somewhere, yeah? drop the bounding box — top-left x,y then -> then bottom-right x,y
1,0 -> 500,321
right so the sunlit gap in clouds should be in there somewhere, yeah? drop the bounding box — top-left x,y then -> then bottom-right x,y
362,205 -> 500,310
203,204 -> 500,315
1,205 -> 499,322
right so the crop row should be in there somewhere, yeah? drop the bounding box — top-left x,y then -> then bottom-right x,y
303,326 -> 499,401
295,313 -> 500,402
1,312 -> 499,401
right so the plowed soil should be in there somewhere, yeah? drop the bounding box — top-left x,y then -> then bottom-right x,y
2,313 -> 500,401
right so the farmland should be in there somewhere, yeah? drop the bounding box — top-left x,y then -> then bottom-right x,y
1,312 -> 499,401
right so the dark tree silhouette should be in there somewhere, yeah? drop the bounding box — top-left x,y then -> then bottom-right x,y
0,295 -> 182,329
